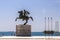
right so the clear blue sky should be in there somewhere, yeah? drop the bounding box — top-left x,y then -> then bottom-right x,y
0,0 -> 60,32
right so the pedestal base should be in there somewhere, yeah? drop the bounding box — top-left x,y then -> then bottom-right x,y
16,25 -> 31,36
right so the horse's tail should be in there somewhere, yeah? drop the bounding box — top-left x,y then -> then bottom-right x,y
29,16 -> 33,21
24,20 -> 28,25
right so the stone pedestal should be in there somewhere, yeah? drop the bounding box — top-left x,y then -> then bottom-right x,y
16,25 -> 31,36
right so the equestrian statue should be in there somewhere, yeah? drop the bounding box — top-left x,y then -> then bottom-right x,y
15,9 -> 33,25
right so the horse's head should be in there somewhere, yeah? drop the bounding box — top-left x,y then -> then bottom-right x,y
18,11 -> 21,13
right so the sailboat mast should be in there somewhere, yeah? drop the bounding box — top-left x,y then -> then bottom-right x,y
51,17 -> 52,31
45,17 -> 46,31
48,17 -> 49,31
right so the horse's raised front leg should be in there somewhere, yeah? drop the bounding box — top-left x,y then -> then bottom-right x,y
15,17 -> 19,21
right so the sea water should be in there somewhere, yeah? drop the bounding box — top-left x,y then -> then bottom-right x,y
0,32 -> 60,36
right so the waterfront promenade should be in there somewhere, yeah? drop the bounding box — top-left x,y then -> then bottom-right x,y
0,36 -> 60,40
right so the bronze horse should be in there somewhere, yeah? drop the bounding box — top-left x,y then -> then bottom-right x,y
15,10 -> 33,25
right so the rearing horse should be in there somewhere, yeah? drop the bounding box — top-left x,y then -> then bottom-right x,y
15,10 -> 33,25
